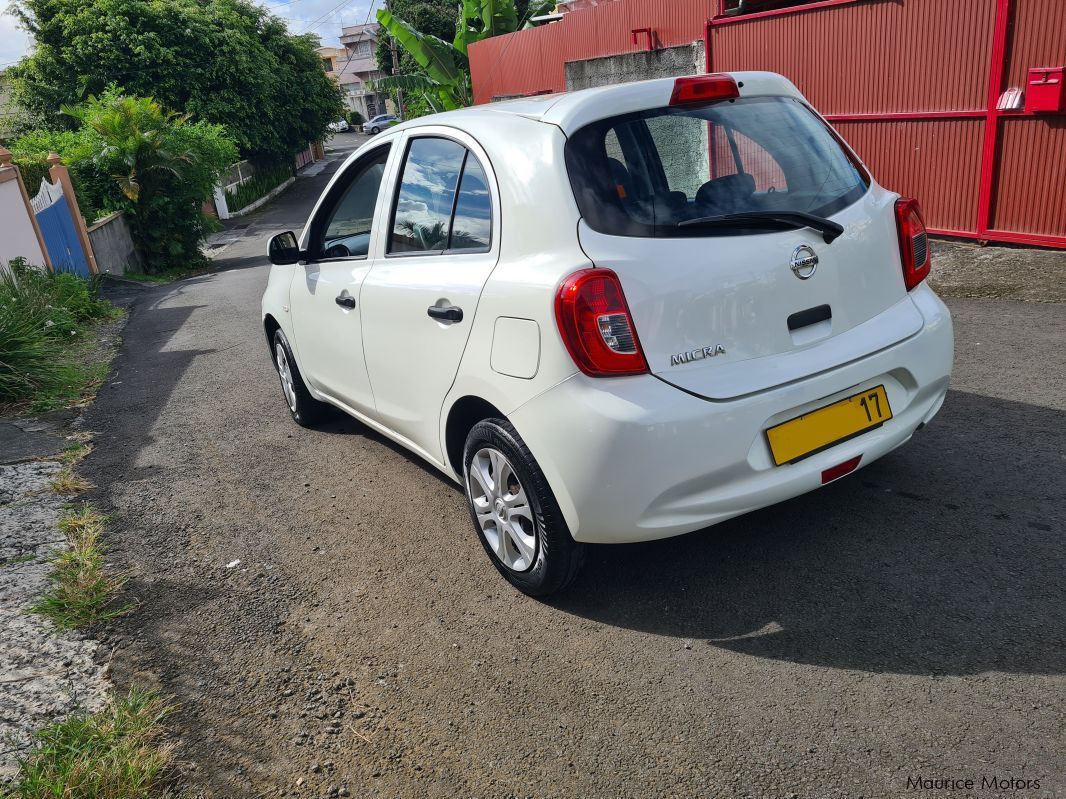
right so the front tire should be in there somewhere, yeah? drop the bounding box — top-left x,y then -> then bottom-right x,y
370,126 -> 380,135
272,329 -> 330,427
462,419 -> 584,596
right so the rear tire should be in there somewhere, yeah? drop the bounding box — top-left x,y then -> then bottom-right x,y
272,329 -> 330,427
462,419 -> 585,596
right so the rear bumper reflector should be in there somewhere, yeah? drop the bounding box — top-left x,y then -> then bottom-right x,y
821,455 -> 862,484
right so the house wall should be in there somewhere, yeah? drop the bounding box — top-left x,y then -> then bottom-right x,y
0,168 -> 49,270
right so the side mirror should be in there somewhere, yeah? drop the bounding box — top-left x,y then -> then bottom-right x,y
268,231 -> 302,265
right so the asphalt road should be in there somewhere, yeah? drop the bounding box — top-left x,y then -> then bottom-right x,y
84,137 -> 1065,798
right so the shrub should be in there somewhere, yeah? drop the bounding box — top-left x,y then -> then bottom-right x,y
0,258 -> 116,405
11,88 -> 238,273
346,110 -> 365,126
225,162 -> 294,214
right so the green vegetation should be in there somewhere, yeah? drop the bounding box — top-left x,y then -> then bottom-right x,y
117,266 -> 214,285
0,259 -> 119,411
373,0 -> 553,113
346,110 -> 365,127
7,0 -> 343,164
9,89 -> 238,272
225,162 -> 294,214
2,689 -> 176,799
30,506 -> 134,630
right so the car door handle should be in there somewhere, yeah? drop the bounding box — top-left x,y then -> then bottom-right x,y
335,294 -> 356,309
427,305 -> 463,323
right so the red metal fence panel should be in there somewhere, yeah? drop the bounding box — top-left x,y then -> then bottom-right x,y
708,0 -> 996,115
991,117 -> 1066,241
833,119 -> 987,235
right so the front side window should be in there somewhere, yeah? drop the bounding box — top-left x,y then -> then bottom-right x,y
388,137 -> 492,254
315,146 -> 390,259
565,96 -> 869,238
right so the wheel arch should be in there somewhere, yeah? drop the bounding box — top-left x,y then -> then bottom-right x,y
263,313 -> 281,352
444,395 -> 507,478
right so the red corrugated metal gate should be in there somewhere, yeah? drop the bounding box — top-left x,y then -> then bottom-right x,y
469,0 -> 1066,249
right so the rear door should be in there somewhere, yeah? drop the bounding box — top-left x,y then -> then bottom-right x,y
359,130 -> 499,465
566,95 -> 922,400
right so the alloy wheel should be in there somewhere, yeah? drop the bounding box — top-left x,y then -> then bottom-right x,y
467,447 -> 538,572
275,342 -> 297,412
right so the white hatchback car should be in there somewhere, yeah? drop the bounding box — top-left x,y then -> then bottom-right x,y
263,72 -> 953,595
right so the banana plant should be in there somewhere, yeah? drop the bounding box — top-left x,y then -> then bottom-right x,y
374,0 -> 552,114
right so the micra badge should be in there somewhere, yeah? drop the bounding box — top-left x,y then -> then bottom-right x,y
670,345 -> 726,366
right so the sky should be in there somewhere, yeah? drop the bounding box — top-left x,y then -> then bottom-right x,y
0,0 -> 379,69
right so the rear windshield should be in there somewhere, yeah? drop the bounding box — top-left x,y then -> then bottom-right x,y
565,96 -> 869,237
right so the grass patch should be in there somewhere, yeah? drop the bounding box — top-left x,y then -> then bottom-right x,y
2,688 -> 177,799
30,507 -> 135,630
50,468 -> 94,494
116,265 -> 213,285
60,440 -> 94,465
0,258 -> 122,413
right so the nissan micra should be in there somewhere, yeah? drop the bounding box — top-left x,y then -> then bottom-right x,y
263,72 -> 954,596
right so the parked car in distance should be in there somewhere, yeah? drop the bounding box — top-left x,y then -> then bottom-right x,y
327,119 -> 349,133
263,72 -> 954,596
362,114 -> 398,135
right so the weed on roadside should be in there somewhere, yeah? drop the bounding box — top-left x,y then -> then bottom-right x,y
60,440 -> 94,465
30,507 -> 135,629
50,468 -> 94,494
2,689 -> 177,799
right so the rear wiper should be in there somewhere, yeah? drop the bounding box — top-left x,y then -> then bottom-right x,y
678,210 -> 845,243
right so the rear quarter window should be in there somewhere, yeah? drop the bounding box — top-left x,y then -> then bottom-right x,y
565,96 -> 869,238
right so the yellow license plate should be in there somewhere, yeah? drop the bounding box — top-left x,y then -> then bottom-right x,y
766,385 -> 893,466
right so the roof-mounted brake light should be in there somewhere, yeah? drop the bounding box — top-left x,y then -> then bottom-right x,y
669,74 -> 740,106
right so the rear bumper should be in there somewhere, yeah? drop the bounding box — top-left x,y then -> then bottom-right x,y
510,283 -> 953,544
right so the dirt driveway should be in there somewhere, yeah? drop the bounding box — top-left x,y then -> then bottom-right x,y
82,165 -> 1065,797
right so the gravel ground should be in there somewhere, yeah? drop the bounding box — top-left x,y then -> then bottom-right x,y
929,240 -> 1066,303
68,146 -> 1066,799
0,460 -> 109,780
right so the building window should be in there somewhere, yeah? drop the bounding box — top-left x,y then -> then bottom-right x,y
351,40 -> 372,58
322,58 -> 333,72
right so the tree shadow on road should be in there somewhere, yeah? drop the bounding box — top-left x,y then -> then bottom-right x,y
551,389 -> 1066,677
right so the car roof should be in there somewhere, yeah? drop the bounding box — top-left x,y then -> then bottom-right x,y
387,71 -> 804,137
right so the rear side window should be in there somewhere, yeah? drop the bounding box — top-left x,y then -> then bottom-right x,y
388,136 -> 492,255
565,96 -> 869,238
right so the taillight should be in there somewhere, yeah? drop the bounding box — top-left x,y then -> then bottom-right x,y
669,74 -> 739,106
555,268 -> 648,377
894,198 -> 931,291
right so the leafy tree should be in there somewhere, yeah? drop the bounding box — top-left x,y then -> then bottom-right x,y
8,0 -> 343,162
11,89 -> 237,272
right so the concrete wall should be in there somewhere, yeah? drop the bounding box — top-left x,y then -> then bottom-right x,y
0,168 -> 49,270
564,41 -> 704,91
86,211 -> 141,277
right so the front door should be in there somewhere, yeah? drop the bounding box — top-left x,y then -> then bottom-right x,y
360,132 -> 498,466
289,144 -> 393,415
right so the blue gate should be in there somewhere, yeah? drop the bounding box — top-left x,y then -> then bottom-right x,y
31,179 -> 91,277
